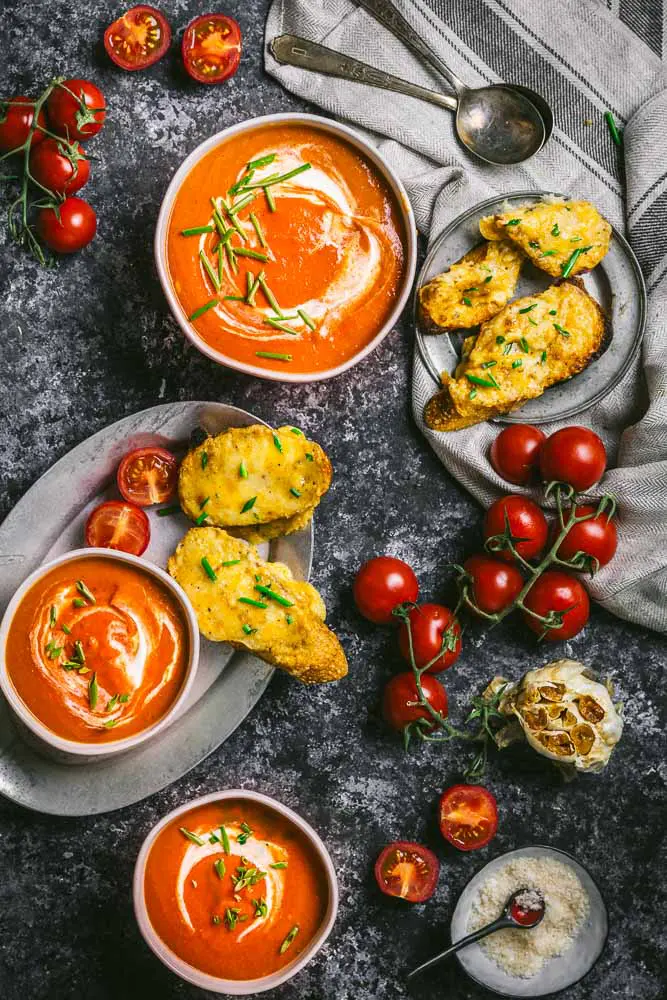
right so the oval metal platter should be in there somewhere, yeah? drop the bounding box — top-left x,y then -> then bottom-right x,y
415,191 -> 646,424
0,402 -> 313,816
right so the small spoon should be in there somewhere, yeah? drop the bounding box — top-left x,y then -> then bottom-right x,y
407,887 -> 546,980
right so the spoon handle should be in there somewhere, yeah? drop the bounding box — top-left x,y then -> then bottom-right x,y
270,34 -> 457,112
407,917 -> 512,979
356,0 -> 466,95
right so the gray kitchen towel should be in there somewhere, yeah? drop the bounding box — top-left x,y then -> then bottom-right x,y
265,0 -> 667,633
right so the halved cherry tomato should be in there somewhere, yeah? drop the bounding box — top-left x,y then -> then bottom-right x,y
490,424 -> 546,485
483,495 -> 549,563
0,96 -> 46,152
353,556 -> 418,625
539,426 -> 606,493
398,603 -> 461,673
85,501 -> 150,555
117,447 -> 178,506
29,138 -> 89,196
382,672 -> 448,733
463,554 -> 524,615
556,504 -> 618,571
439,785 -> 498,851
522,570 -> 590,640
374,842 -> 439,902
46,79 -> 106,141
104,6 -> 172,71
182,14 -> 242,85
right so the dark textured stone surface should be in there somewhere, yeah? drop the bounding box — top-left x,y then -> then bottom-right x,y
0,3 -> 665,998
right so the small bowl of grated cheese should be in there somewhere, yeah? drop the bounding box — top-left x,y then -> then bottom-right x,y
450,846 -> 608,997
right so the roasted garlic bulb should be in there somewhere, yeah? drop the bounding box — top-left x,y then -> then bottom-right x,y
485,659 -> 623,773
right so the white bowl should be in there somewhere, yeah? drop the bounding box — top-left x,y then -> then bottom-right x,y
133,789 -> 339,994
0,547 -> 200,763
154,112 -> 417,383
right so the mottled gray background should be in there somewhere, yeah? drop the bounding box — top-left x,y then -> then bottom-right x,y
0,2 -> 665,999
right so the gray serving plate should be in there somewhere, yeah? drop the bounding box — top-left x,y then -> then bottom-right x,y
0,402 -> 313,816
415,191 -> 646,423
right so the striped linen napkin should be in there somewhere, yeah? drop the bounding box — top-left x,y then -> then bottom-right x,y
265,0 -> 667,632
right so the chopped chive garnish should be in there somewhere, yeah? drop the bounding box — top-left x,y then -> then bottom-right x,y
297,308 -> 315,330
218,195 -> 247,242
246,269 -> 262,306
228,192 -> 256,216
481,360 -> 497,369
224,908 -> 240,930
88,672 -> 98,710
242,624 -> 257,635
249,211 -> 267,248
512,359 -> 523,368
221,827 -> 231,854
245,163 -> 312,190
291,427 -> 304,436
503,343 -> 513,355
273,434 -> 282,453
256,275 -> 282,316
541,350 -> 548,363
255,351 -> 292,361
561,246 -> 592,277
520,337 -> 530,353
246,271 -> 254,298
270,861 -> 288,869
463,286 -> 478,293
551,223 -> 560,236
214,859 -> 226,879
264,186 -> 276,212
76,580 -> 95,604
496,335 -> 505,345
201,452 -> 209,469
104,719 -> 117,728
504,218 -> 521,226
255,584 -> 294,607
571,236 -> 582,243
210,204 -> 227,238
529,240 -> 540,249
72,640 -> 85,664
230,169 -> 254,195
462,296 -> 472,306
209,832 -> 219,844
182,225 -> 215,236
253,897 -> 268,919
290,487 -> 302,497
305,452 -> 314,461
73,598 -> 85,608
241,496 -> 257,513
45,641 -> 62,659
248,153 -> 276,170
119,694 -> 130,704
484,274 -> 493,283
604,111 -> 622,146
195,504 -> 210,527
237,821 -> 253,844
465,373 -> 497,388
280,926 -> 300,954
180,827 -> 205,846
78,666 -> 90,675
222,559 -> 241,567
61,623 -> 71,635
519,304 -> 537,314
234,247 -> 268,262
157,504 -> 181,517
549,309 -> 557,315
540,250 -> 557,257
201,557 -> 217,582
212,915 -> 221,926
554,323 -> 571,337
62,661 -> 78,671
286,615 -> 294,624
528,317 -> 538,326
189,299 -> 218,321
264,317 -> 299,336
225,242 -> 238,275
239,460 -> 248,479
218,244 -> 224,284
239,597 -> 268,609
49,605 -> 57,627
469,389 -> 477,400
107,694 -> 119,712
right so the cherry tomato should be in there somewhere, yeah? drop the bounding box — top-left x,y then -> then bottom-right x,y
463,554 -> 524,615
104,6 -> 172,70
85,501 -> 150,555
353,556 -> 419,625
382,672 -> 448,733
36,197 -> 97,253
0,96 -> 46,152
483,495 -> 549,563
398,604 -> 461,673
117,447 -> 179,506
539,426 -> 606,492
46,79 -> 106,141
182,14 -> 242,85
29,138 -> 89,196
556,505 -> 618,571
522,570 -> 590,640
439,785 -> 498,851
374,842 -> 439,902
490,424 -> 546,485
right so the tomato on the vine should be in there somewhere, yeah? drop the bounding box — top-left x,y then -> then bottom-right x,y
0,96 -> 45,152
182,14 -> 242,85
29,138 -> 89,196
463,554 -> 524,615
397,603 -> 461,673
46,79 -> 106,141
85,501 -> 150,555
539,426 -> 606,492
104,6 -> 172,70
117,447 -> 178,506
490,424 -> 546,485
483,495 -> 549,563
439,785 -> 498,851
37,197 -> 97,253
522,570 -> 590,640
382,672 -> 448,732
374,842 -> 439,902
353,556 -> 418,625
556,505 -> 618,571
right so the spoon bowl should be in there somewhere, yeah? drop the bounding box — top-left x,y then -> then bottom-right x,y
456,85 -> 546,164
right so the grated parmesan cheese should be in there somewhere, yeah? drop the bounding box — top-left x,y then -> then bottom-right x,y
467,856 -> 589,978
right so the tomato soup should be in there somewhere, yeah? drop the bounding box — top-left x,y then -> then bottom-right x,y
144,799 -> 330,980
4,557 -> 189,743
166,123 -> 407,374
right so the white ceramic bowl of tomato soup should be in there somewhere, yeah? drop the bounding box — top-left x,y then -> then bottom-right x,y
0,547 -> 199,762
133,789 -> 339,994
154,112 -> 417,382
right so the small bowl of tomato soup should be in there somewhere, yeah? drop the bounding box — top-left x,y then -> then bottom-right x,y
133,790 -> 338,994
155,113 -> 417,382
0,548 -> 199,761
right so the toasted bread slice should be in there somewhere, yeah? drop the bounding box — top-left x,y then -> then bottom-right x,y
168,527 -> 348,684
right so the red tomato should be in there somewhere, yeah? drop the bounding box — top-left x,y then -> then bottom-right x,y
374,842 -> 439,903
85,501 -> 150,555
539,426 -> 606,492
29,138 -> 89,196
397,604 -> 461,673
490,424 -> 546,485
104,6 -> 172,70
439,785 -> 498,851
382,672 -> 448,732
483,495 -> 549,563
463,554 -> 524,615
0,96 -> 46,152
46,79 -> 106,141
353,556 -> 418,625
556,505 -> 618,571
182,14 -> 242,84
36,197 -> 97,253
117,447 -> 178,506
522,570 -> 590,640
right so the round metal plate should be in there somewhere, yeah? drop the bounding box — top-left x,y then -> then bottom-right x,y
415,191 -> 646,423
0,402 -> 313,816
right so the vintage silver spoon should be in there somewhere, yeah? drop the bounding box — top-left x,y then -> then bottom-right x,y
407,887 -> 546,979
